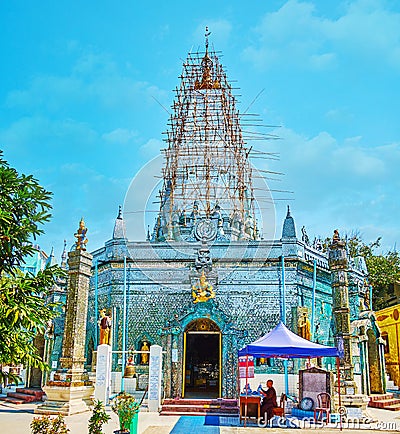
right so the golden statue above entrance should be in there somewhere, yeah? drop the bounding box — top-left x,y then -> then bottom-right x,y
192,271 -> 215,303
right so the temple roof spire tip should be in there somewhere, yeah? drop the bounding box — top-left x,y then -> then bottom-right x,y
282,205 -> 296,239
205,26 -> 211,52
113,205 -> 126,239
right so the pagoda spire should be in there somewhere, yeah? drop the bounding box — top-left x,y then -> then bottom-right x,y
205,26 -> 211,53
153,35 -> 257,243
61,240 -> 67,269
112,205 -> 126,239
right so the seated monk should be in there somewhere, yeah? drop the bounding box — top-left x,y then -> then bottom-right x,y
260,379 -> 277,424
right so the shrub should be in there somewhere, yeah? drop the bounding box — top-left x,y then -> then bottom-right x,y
88,399 -> 111,434
111,392 -> 140,433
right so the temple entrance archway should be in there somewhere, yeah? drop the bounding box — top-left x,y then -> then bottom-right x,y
183,318 -> 221,398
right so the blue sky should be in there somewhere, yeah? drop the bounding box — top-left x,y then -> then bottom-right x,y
1,0 -> 399,259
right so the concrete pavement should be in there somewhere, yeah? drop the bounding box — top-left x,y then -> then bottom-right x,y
1,400 -> 400,433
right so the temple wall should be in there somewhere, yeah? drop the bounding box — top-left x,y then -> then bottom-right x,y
76,237 -> 372,398
376,304 -> 400,386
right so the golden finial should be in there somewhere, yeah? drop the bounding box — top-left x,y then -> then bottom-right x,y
74,217 -> 88,250
205,26 -> 211,53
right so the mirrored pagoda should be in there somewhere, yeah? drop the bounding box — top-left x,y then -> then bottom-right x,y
80,32 -> 385,401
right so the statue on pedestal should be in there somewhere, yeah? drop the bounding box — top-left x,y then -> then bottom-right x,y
74,218 -> 88,250
98,309 -> 112,345
298,311 -> 311,340
140,341 -> 150,365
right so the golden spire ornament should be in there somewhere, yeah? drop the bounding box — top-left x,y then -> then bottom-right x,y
74,217 -> 88,250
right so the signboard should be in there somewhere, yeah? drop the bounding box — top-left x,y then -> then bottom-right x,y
238,356 -> 254,378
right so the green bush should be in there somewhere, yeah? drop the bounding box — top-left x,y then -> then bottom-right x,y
30,414 -> 69,434
111,392 -> 140,432
88,399 -> 111,434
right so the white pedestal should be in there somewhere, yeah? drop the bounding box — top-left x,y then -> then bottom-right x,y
148,345 -> 162,412
94,344 -> 112,404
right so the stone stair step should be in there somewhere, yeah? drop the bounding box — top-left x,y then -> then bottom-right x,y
160,398 -> 239,417
6,392 -> 37,402
369,398 -> 400,406
161,404 -> 238,413
369,393 -> 394,401
162,398 -> 238,407
160,411 -> 239,417
381,404 -> 400,411
15,388 -> 45,399
0,397 -> 26,405
369,400 -> 400,409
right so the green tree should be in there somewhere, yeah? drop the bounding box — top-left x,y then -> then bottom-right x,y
0,152 -> 52,275
343,232 -> 400,310
0,151 -> 64,384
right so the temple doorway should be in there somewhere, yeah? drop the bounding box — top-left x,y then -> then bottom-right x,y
183,319 -> 221,398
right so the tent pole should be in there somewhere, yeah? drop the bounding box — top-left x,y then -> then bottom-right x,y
336,357 -> 342,431
284,360 -> 289,396
281,255 -> 286,324
281,256 -> 289,395
244,355 -> 249,427
311,259 -> 316,340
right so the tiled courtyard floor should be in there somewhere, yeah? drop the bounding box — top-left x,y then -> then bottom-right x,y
1,400 -> 400,434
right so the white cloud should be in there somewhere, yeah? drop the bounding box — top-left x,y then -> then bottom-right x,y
139,138 -> 164,158
243,0 -> 400,70
251,127 -> 399,248
0,116 -> 98,148
5,51 -> 168,115
102,128 -> 137,144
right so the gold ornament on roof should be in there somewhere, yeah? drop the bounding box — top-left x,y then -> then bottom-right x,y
74,218 -> 88,250
192,271 -> 215,303
194,26 -> 221,90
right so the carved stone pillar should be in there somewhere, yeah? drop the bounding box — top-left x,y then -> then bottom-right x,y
36,220 -> 94,415
328,231 -> 357,395
59,249 -> 93,379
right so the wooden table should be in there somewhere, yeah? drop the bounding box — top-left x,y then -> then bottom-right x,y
239,395 -> 261,422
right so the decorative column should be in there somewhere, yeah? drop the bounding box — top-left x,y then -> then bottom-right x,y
36,219 -> 95,415
328,230 -> 368,416
328,230 -> 356,393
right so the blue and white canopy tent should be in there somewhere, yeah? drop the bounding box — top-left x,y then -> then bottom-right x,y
238,321 -> 342,428
238,321 -> 340,358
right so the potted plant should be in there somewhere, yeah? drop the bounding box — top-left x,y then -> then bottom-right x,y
88,399 -> 111,434
111,392 -> 140,434
30,414 -> 69,434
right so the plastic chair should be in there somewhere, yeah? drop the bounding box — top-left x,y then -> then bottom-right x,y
314,392 -> 331,423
